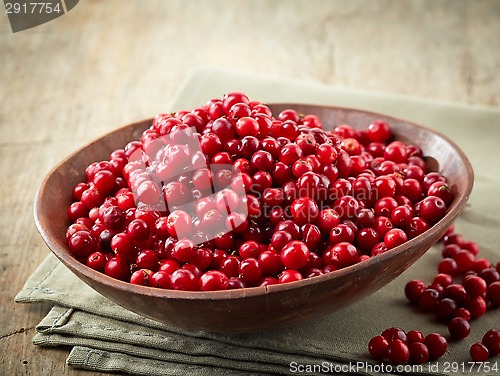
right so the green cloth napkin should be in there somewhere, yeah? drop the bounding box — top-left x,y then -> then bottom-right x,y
16,67 -> 500,375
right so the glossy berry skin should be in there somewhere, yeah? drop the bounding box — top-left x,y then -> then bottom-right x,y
466,296 -> 487,318
448,317 -> 471,340
172,239 -> 196,263
368,120 -> 391,143
407,330 -> 425,344
323,242 -> 358,268
384,228 -> 408,249
238,258 -> 263,286
166,210 -> 192,238
169,268 -> 198,291
424,333 -> 447,360
487,282 -> 500,307
278,269 -> 303,284
409,342 -> 429,364
463,276 -> 487,297
68,231 -> 97,258
290,197 -> 319,225
127,219 -> 151,242
329,224 -> 355,244
405,217 -> 429,239
149,271 -> 171,289
436,298 -> 457,321
130,269 -> 153,286
405,280 -> 426,304
280,241 -> 310,270
87,251 -> 107,272
454,308 -> 471,322
382,327 -> 407,343
470,342 -> 489,362
419,288 -> 441,312
316,143 -> 338,164
235,117 -> 259,138
387,339 -> 410,364
104,256 -> 130,281
482,329 -> 500,356
368,335 -> 389,359
136,250 -> 159,271
198,271 -> 229,291
454,250 -> 475,274
419,196 -> 447,224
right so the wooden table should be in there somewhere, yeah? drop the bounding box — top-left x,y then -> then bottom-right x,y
1,1 -> 499,374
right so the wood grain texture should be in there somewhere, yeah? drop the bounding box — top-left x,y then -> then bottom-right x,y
0,0 -> 499,375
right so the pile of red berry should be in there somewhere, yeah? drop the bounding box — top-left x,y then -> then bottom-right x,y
369,328 -> 447,364
66,92 -> 455,291
369,229 -> 499,364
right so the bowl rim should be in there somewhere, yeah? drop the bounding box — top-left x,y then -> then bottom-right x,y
34,104 -> 474,301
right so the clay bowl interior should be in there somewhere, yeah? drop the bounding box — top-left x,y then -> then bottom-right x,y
34,104 -> 474,333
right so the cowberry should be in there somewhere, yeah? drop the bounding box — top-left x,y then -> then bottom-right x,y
424,333 -> 447,360
368,335 -> 389,359
387,339 -> 410,364
448,317 -> 471,340
482,329 -> 500,356
470,342 -> 489,362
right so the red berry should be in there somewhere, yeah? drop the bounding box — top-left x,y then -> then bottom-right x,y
290,197 -> 319,225
280,241 -> 310,270
448,317 -> 471,340
444,284 -> 468,305
482,329 -> 500,356
130,269 -> 153,286
324,242 -> 358,268
368,335 -> 389,359
104,256 -> 131,281
87,251 -> 107,272
453,308 -> 471,322
419,196 -> 447,224
438,258 -> 459,277
453,250 -> 475,274
169,268 -> 198,291
424,333 -> 447,360
409,342 -> 429,364
238,258 -> 263,286
470,342 -> 489,362
466,296 -> 487,318
68,231 -> 97,258
278,269 -> 303,284
367,120 -> 391,143
149,270 -> 171,289
198,271 -> 229,291
127,219 -> 151,242
387,339 -> 410,364
464,276 -> 487,297
172,239 -> 196,263
407,330 -> 425,344
419,288 -> 441,312
405,280 -> 426,304
136,250 -> 159,271
487,281 -> 500,307
384,228 -> 408,249
316,143 -> 338,164
436,298 -> 457,321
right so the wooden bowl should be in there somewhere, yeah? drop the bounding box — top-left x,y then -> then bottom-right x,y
34,104 -> 474,333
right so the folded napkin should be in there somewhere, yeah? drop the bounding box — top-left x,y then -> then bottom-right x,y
16,67 -> 500,375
